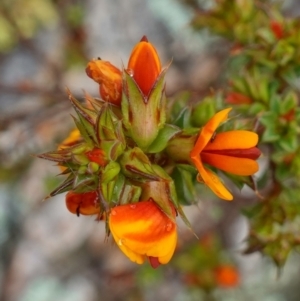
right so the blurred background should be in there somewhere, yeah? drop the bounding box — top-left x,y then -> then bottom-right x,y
1,0 -> 300,300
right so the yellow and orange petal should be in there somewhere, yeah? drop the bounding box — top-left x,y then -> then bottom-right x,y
201,131 -> 260,176
203,131 -> 258,151
109,200 -> 177,267
191,108 -> 232,157
65,191 -> 100,216
86,59 -> 122,105
190,108 -> 261,201
127,36 -> 161,96
194,159 -> 234,200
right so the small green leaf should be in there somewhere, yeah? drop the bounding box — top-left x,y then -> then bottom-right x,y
147,124 -> 181,153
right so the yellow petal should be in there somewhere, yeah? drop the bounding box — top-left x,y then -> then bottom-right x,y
191,156 -> 233,201
201,153 -> 259,176
204,131 -> 258,151
115,237 -> 145,264
190,108 -> 232,157
58,129 -> 81,149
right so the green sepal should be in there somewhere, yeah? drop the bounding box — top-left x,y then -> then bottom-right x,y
110,174 -> 142,205
72,153 -> 90,165
119,184 -> 142,205
147,124 -> 181,153
44,174 -> 74,199
71,116 -> 94,147
100,180 -> 115,204
95,105 -> 126,160
70,143 -> 88,155
37,150 -> 72,162
149,164 -> 192,229
101,161 -> 121,183
172,106 -> 192,129
73,173 -> 97,192
87,162 -> 99,174
67,89 -> 97,125
119,147 -> 160,181
77,114 -> 98,145
122,68 -> 167,150
171,165 -> 198,205
95,103 -> 116,142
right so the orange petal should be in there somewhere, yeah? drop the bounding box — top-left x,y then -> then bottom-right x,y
86,59 -> 122,105
204,131 -> 258,151
190,108 -> 232,157
109,200 -> 177,265
201,153 -> 259,176
191,156 -> 233,201
127,36 -> 161,96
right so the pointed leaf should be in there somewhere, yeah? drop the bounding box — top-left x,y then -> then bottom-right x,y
147,124 -> 181,153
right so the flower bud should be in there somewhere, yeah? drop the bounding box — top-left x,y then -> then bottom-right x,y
66,191 -> 99,216
85,148 -> 107,166
127,35 -> 161,96
122,37 -> 166,150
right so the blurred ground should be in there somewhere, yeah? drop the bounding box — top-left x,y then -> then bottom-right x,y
1,1 -> 300,301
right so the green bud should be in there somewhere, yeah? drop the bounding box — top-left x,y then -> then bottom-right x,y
101,161 -> 121,183
121,69 -> 167,151
191,97 -> 216,127
73,154 -> 90,165
71,144 -> 88,155
119,147 -> 159,181
87,162 -> 99,173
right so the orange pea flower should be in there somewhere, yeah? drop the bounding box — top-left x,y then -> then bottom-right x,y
66,191 -> 100,216
215,265 -> 240,288
109,200 -> 177,268
190,108 -> 261,201
86,59 -> 122,105
127,35 -> 161,97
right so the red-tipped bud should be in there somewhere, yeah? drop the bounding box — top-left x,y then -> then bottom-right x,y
127,36 -> 161,96
85,148 -> 107,166
86,59 -> 122,105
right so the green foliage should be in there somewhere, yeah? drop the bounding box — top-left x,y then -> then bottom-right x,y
190,0 -> 300,268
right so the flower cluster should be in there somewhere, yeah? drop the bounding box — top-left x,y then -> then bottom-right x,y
39,36 -> 260,267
